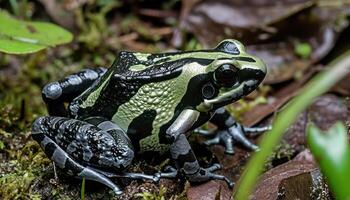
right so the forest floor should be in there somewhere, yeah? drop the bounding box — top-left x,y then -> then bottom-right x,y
0,1 -> 350,199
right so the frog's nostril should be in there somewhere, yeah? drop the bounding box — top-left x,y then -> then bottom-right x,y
255,70 -> 266,82
240,68 -> 266,83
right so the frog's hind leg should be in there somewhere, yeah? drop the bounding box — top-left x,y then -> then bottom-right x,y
31,129 -> 123,194
42,67 -> 107,116
85,118 -> 163,182
31,116 -> 133,195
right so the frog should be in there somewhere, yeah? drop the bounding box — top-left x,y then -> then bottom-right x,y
31,39 -> 269,195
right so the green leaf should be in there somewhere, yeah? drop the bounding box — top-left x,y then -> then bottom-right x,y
307,122 -> 350,200
0,10 -> 73,54
0,140 -> 4,150
294,42 -> 312,59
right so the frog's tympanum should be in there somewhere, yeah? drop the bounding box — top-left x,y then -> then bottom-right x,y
32,39 -> 269,194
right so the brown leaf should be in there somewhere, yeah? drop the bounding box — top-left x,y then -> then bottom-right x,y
138,9 -> 178,18
251,150 -> 317,200
330,73 -> 350,99
239,68 -> 315,127
184,0 -> 314,45
182,0 -> 350,83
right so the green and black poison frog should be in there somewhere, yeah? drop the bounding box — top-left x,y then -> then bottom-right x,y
32,39 -> 269,194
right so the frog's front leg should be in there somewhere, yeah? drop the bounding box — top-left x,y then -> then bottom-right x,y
31,116 -> 134,194
164,109 -> 234,188
170,134 -> 234,187
42,67 -> 106,116
201,107 -> 271,154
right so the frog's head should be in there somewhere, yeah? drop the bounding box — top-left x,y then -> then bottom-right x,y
196,39 -> 267,112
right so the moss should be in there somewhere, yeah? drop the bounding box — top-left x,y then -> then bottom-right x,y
310,170 -> 332,199
135,185 -> 167,200
173,182 -> 190,200
0,140 -> 51,199
264,140 -> 296,170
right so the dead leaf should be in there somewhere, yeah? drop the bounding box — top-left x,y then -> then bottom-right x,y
181,0 -> 350,83
251,150 -> 317,200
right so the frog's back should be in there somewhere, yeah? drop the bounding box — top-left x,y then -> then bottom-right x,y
70,38 -> 242,115
113,51 -> 212,81
69,52 -> 188,118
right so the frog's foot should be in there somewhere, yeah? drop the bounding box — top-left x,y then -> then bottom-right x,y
200,124 -> 271,154
187,163 -> 234,188
154,164 -> 234,188
42,67 -> 107,116
91,167 -> 162,183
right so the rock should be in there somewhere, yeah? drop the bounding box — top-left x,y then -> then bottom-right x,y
252,150 -> 317,200
187,181 -> 232,200
308,94 -> 348,131
283,94 -> 349,152
277,169 -> 331,200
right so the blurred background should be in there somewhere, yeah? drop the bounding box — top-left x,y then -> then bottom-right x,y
0,0 -> 350,199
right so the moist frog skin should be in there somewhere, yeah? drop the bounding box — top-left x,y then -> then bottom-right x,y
32,39 -> 269,194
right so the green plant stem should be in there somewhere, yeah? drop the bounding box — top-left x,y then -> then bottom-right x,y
81,177 -> 85,200
234,51 -> 350,200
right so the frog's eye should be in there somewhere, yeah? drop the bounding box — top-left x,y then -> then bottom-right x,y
213,64 -> 239,87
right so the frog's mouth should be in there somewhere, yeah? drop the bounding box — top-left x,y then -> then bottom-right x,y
196,68 -> 265,112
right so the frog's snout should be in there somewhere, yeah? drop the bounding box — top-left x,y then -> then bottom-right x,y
239,67 -> 266,85
254,68 -> 266,83
239,57 -> 267,85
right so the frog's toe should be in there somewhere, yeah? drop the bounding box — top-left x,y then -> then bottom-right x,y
163,165 -> 177,172
228,126 -> 259,152
243,125 -> 272,136
188,165 -> 234,188
202,130 -> 235,154
156,166 -> 178,179
202,126 -> 261,154
203,136 -> 220,146
113,188 -> 123,195
204,171 -> 235,188
205,163 -> 221,172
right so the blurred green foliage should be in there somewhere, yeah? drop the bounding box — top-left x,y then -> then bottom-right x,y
294,42 -> 312,59
0,10 -> 73,54
307,122 -> 350,200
